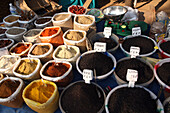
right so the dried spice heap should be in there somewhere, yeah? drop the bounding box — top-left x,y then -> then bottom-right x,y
0,40 -> 12,48
160,40 -> 170,54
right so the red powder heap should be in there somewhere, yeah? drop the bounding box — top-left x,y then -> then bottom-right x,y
11,43 -> 30,54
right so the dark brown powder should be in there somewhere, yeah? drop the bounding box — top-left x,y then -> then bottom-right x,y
157,62 -> 170,86
115,58 -> 153,84
61,82 -> 104,113
79,52 -> 114,75
108,87 -> 158,113
160,41 -> 170,54
0,40 -> 12,48
122,36 -> 155,54
36,18 -> 51,24
0,79 -> 20,98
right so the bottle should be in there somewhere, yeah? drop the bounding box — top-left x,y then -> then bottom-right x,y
9,3 -> 17,15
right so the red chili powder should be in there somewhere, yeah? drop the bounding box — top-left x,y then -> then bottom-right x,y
11,43 -> 30,54
43,62 -> 70,77
0,79 -> 20,98
40,28 -> 59,37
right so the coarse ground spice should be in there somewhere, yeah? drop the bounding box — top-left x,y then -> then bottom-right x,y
0,40 -> 12,48
11,43 -> 30,54
157,62 -> 170,86
93,38 -> 117,50
31,45 -> 50,55
6,28 -> 25,35
43,62 -> 70,77
79,52 -> 114,75
76,16 -> 93,24
122,36 -> 155,54
24,30 -> 40,37
160,41 -> 170,54
0,28 -> 7,34
40,28 -> 59,37
0,79 -> 20,98
115,58 -> 153,84
4,16 -> 19,23
108,87 -> 158,113
164,102 -> 170,113
36,18 -> 51,24
61,82 -> 104,113
54,14 -> 69,21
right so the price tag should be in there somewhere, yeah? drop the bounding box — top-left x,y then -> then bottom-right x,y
130,46 -> 140,58
104,27 -> 112,38
132,27 -> 141,36
83,69 -> 93,84
94,42 -> 106,52
126,69 -> 138,87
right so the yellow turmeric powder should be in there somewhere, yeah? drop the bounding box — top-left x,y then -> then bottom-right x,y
25,81 -> 55,104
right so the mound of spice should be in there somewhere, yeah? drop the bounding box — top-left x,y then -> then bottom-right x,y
93,38 -> 117,50
40,27 -> 59,37
160,41 -> 170,54
0,56 -> 19,69
24,30 -> 41,37
55,46 -> 77,59
6,28 -> 25,35
157,62 -> 170,86
54,14 -> 70,21
108,87 -> 157,113
0,79 -> 20,98
69,5 -> 86,14
24,81 -> 54,104
43,62 -> 70,77
4,16 -> 19,23
36,18 -> 51,24
122,36 -> 155,54
164,101 -> 170,113
79,52 -> 114,75
66,31 -> 84,41
115,58 -> 153,84
0,28 -> 7,34
15,59 -> 38,75
76,16 -> 93,24
11,43 -> 30,54
31,45 -> 50,55
61,82 -> 104,113
0,40 -> 12,48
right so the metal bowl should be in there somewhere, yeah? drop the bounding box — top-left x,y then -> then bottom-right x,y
102,6 -> 128,22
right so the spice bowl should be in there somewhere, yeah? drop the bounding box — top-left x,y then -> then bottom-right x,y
13,58 -> 42,81
34,16 -> 52,29
22,79 -> 59,113
0,38 -> 14,50
5,27 -> 27,42
3,15 -> 20,27
0,77 -> 25,108
68,5 -> 87,16
9,42 -> 32,57
0,55 -> 20,76
157,38 -> 170,58
63,29 -> 87,52
28,43 -> 53,64
74,15 -> 95,31
59,81 -> 106,113
114,57 -> 154,86
88,32 -> 119,53
105,84 -> 164,113
53,45 -> 80,67
23,29 -> 42,43
120,35 -> 157,57
76,50 -> 117,80
39,26 -> 64,48
40,60 -> 73,88
154,58 -> 170,93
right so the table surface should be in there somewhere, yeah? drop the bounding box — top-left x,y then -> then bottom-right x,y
0,20 -> 166,113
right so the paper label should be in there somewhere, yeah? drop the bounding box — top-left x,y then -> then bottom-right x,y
104,27 -> 112,38
94,42 -> 106,52
126,69 -> 138,87
130,46 -> 140,58
83,69 -> 93,84
132,27 -> 141,36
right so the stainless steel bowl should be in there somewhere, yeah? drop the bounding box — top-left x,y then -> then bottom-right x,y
102,6 -> 128,22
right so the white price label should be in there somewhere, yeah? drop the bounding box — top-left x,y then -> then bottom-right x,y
130,46 -> 140,58
132,27 -> 141,36
126,69 -> 138,87
94,42 -> 106,52
83,69 -> 93,84
104,27 -> 112,38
